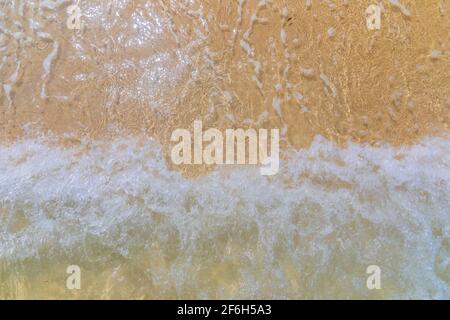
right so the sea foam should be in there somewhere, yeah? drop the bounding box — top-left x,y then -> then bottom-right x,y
0,135 -> 449,299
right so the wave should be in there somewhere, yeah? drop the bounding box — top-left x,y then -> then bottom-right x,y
0,134 -> 449,299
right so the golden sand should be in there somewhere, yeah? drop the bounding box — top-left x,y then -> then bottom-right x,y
1,0 -> 449,152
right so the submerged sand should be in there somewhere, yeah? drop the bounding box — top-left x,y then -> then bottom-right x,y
1,0 -> 449,150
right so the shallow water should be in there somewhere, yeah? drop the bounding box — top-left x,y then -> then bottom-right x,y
0,0 -> 449,299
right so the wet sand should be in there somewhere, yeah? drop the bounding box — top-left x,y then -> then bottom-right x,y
0,0 -> 449,299
1,0 -> 448,150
